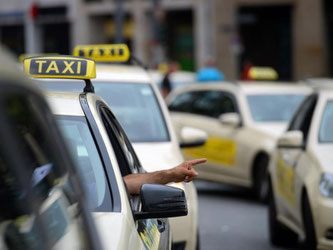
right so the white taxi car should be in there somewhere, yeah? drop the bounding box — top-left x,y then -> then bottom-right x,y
0,50 -> 101,250
166,82 -> 312,201
268,85 -> 333,249
24,55 -> 188,250
39,44 -> 207,250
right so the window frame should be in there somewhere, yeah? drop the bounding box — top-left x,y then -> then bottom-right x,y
79,94 -> 122,212
287,93 -> 318,148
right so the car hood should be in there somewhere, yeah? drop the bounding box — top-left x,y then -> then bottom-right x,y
312,145 -> 333,174
93,213 -> 127,250
251,122 -> 288,138
133,142 -> 184,172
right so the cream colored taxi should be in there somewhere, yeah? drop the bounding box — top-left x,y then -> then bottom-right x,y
166,82 -> 312,201
24,55 -> 189,250
268,86 -> 333,249
39,44 -> 207,250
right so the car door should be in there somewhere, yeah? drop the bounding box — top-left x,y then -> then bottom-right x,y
0,86 -> 100,250
170,90 -> 244,180
98,104 -> 170,250
276,94 -> 317,224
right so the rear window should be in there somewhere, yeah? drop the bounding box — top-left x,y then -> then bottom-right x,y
38,80 -> 170,143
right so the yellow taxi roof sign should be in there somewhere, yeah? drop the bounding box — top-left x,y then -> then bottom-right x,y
23,55 -> 96,80
73,44 -> 130,62
248,67 -> 278,80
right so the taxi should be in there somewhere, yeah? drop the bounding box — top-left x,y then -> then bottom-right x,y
0,49 -> 101,249
38,44 -> 207,250
268,84 -> 333,249
23,55 -> 188,250
166,81 -> 312,201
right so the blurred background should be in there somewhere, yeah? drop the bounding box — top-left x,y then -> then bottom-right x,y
1,0 -> 331,81
1,1 -> 331,250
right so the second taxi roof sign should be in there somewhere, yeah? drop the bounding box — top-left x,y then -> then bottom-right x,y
73,44 -> 130,63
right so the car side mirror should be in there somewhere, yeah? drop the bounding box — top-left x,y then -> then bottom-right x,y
179,126 -> 208,148
133,184 -> 188,220
277,131 -> 303,148
218,113 -> 241,127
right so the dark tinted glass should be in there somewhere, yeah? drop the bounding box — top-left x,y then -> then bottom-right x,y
170,90 -> 236,118
169,91 -> 200,113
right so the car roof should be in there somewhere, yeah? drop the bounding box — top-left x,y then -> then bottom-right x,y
171,81 -> 312,95
45,91 -> 84,116
95,64 -> 151,84
301,78 -> 333,92
238,82 -> 312,94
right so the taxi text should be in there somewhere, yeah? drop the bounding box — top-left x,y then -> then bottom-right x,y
29,59 -> 87,76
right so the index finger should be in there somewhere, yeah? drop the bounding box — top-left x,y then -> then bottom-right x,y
187,158 -> 207,168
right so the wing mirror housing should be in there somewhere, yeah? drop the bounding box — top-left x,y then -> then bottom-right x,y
277,130 -> 303,148
133,184 -> 188,220
218,113 -> 241,127
179,126 -> 207,148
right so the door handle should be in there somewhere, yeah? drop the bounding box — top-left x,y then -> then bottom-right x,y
156,219 -> 166,233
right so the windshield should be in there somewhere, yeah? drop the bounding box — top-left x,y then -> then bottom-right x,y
246,94 -> 306,122
319,101 -> 333,143
39,80 -> 170,142
56,116 -> 112,212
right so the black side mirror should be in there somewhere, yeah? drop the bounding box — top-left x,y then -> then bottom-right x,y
133,184 -> 187,220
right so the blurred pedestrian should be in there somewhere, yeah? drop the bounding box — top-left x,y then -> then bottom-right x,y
161,61 -> 179,98
197,58 -> 225,82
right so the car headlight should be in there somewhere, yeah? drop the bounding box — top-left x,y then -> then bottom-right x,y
319,173 -> 333,198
